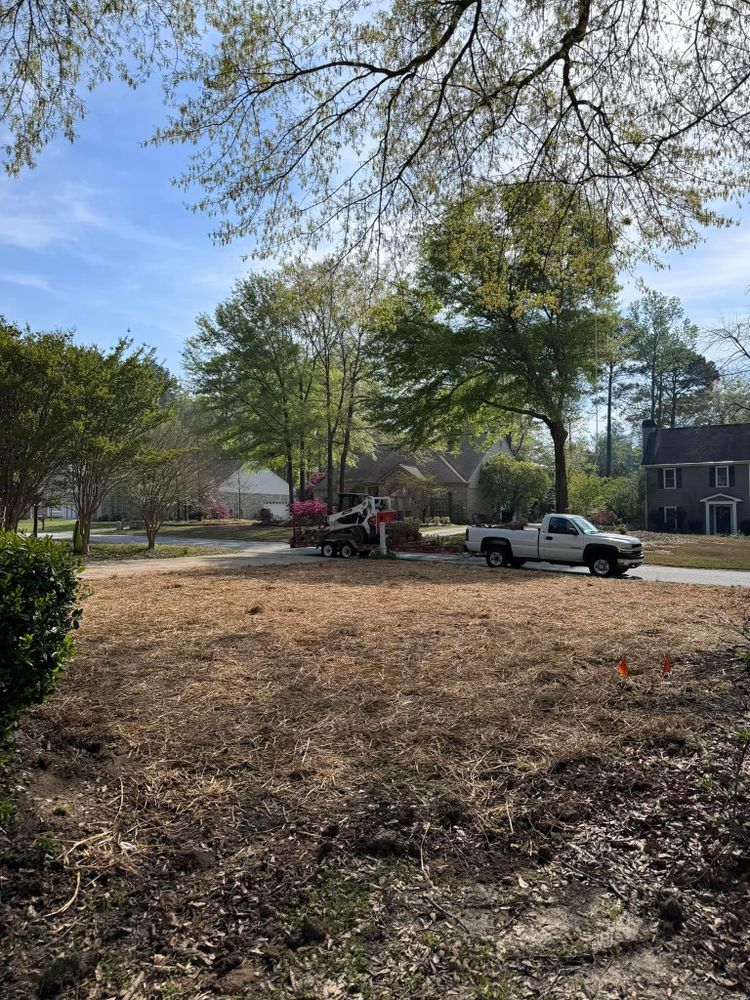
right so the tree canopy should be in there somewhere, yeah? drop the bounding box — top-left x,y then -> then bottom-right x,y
0,322 -> 70,529
157,0 -> 750,255
479,452 -> 550,521
369,184 -> 618,511
186,263 -> 375,506
62,340 -> 172,553
625,290 -> 720,428
0,0 -> 195,174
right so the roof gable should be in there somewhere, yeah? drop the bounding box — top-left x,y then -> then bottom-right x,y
328,439 -> 496,487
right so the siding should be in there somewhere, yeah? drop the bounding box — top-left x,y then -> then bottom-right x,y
646,463 -> 750,531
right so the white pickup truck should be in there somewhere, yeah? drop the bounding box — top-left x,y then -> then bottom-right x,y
465,513 -> 644,577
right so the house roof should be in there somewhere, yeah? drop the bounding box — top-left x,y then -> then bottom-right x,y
321,440 -> 491,488
642,423 -> 750,465
216,464 -> 290,494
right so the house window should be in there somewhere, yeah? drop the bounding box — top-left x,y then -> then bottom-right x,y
663,468 -> 677,489
663,506 -> 677,531
716,466 -> 729,488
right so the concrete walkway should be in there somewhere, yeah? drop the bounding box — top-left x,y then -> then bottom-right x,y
74,534 -> 750,588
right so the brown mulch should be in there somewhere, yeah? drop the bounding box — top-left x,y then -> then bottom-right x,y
0,561 -> 748,999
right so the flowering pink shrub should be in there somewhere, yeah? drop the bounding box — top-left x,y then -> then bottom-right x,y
207,502 -> 231,520
290,499 -> 328,522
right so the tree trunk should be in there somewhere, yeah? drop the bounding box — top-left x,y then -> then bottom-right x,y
605,362 -> 614,478
1,484 -> 26,530
146,524 -> 158,550
326,435 -> 334,512
338,396 -> 356,496
549,421 -> 569,512
79,512 -> 93,556
2,501 -> 21,531
285,448 -> 295,507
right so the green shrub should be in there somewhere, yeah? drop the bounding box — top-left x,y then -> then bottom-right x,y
567,473 -> 610,516
386,519 -> 422,544
0,532 -> 82,742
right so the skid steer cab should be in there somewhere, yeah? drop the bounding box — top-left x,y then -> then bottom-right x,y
318,493 -> 398,558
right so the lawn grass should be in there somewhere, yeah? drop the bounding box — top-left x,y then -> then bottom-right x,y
1,562 -> 748,999
84,542 -> 231,561
638,532 -> 750,571
16,518 -> 119,533
132,519 -> 293,542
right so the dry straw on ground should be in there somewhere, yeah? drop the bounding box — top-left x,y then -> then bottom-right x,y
1,561 -> 748,999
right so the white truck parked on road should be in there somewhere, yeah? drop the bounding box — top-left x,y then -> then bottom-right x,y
465,514 -> 644,577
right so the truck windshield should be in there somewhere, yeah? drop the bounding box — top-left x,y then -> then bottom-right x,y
570,516 -> 599,535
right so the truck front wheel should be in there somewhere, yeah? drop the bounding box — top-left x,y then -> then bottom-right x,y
485,547 -> 511,568
588,554 -> 615,578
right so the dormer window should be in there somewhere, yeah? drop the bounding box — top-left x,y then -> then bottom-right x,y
716,465 -> 729,488
663,467 -> 676,489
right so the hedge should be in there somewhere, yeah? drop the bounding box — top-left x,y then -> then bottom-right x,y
0,532 -> 82,741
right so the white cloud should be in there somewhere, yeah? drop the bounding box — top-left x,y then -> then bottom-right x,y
0,180 -> 182,254
0,212 -> 62,250
0,271 -> 50,290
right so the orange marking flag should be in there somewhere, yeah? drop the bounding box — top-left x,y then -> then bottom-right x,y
617,657 -> 629,678
662,654 -> 673,676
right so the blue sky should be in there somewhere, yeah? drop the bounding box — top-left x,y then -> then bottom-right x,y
1,74 -> 749,377
0,77 -> 251,376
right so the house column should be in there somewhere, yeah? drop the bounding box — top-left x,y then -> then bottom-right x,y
705,504 -> 711,535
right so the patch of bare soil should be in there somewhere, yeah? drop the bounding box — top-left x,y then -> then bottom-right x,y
0,561 -> 748,1000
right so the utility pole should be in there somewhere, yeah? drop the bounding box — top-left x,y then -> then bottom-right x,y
605,359 -> 614,479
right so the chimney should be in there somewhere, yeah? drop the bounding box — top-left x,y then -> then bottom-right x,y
641,418 -> 657,457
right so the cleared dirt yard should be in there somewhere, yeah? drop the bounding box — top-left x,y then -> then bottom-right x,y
1,562 -> 749,999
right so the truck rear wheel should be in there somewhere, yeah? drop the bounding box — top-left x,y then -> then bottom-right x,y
588,554 -> 615,578
485,546 -> 510,568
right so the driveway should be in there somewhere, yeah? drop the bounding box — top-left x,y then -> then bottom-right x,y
71,533 -> 750,588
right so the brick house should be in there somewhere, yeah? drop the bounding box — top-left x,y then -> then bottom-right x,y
313,439 -> 513,523
97,462 -> 290,521
641,419 -> 750,534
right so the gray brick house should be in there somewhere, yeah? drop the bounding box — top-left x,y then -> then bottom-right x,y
641,419 -> 750,534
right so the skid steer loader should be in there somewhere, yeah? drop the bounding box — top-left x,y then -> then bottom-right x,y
317,493 -> 398,558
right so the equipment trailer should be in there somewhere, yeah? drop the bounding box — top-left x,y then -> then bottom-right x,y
290,494 -> 398,558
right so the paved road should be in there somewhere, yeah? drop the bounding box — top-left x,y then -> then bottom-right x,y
68,532 -> 750,588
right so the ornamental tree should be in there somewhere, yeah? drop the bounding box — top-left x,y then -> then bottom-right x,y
0,323 -> 71,530
479,453 -> 550,521
62,341 -> 172,555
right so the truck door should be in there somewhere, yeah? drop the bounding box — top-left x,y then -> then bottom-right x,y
540,516 -> 584,563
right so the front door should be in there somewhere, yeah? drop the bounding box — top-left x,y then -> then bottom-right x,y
714,505 -> 732,534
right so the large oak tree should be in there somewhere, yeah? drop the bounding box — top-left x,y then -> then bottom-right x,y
369,184 -> 618,511
159,1 -> 750,255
